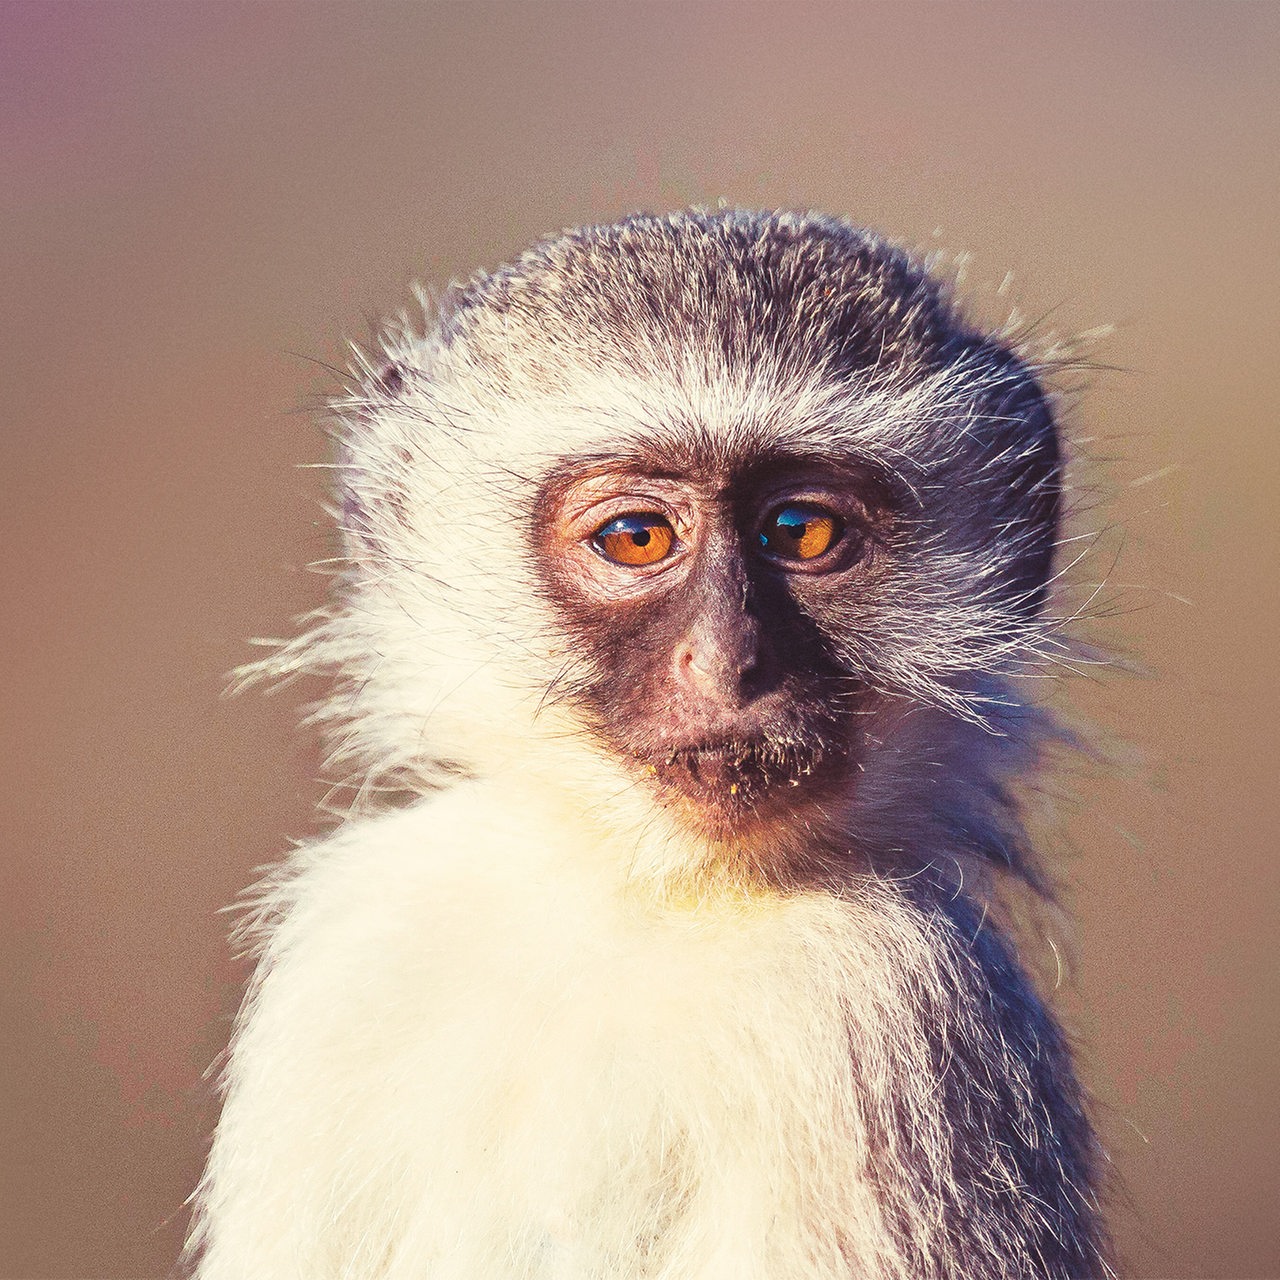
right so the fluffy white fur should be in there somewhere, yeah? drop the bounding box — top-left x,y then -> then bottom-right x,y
192,789 -> 1061,1278
189,210 -> 1106,1278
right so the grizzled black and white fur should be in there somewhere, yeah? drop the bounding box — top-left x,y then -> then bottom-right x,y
189,209 -> 1110,1278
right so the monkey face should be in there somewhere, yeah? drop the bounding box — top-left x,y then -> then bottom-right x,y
535,445 -> 897,838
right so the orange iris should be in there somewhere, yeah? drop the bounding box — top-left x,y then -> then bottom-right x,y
760,503 -> 842,561
594,514 -> 676,566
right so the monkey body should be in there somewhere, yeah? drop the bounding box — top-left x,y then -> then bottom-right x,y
195,780 -> 1096,1279
190,210 -> 1108,1277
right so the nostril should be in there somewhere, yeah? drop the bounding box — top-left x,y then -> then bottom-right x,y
679,640 -> 742,701
675,643 -> 711,689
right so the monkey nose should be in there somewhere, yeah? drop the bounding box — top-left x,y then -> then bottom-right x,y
673,638 -> 754,705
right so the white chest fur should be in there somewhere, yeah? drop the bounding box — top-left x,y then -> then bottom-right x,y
191,783 -> 938,1279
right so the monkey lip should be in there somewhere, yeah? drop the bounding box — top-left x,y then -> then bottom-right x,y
647,735 -> 835,815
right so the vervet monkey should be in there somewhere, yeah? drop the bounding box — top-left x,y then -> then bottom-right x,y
189,209 -> 1109,1279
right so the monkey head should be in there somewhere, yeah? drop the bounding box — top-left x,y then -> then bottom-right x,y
313,209 -> 1061,881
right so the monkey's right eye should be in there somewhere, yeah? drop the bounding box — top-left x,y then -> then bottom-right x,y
591,514 -> 676,566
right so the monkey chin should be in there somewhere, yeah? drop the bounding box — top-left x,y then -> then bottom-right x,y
647,737 -> 848,856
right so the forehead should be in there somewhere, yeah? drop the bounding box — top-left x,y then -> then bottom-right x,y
406,213 -> 1015,513
439,210 -> 962,399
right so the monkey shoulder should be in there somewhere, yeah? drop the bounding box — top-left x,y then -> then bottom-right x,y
203,784 -> 634,1264
245,782 -> 609,1009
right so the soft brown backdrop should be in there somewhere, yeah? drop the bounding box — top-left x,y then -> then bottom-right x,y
3,3 -> 1277,1277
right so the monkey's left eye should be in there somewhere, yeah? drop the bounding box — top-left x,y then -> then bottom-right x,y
592,514 -> 677,566
759,502 -> 844,562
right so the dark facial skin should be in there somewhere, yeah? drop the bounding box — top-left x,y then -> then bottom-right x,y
535,448 -> 895,839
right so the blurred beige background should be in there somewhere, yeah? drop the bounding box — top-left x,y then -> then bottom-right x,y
2,3 -> 1276,1276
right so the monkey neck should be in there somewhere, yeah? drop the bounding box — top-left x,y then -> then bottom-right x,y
472,757 -> 1007,915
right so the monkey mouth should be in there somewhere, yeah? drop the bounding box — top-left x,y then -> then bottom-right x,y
647,735 -> 838,824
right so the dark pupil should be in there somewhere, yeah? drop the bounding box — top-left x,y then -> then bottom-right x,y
767,512 -> 807,543
631,528 -> 651,546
